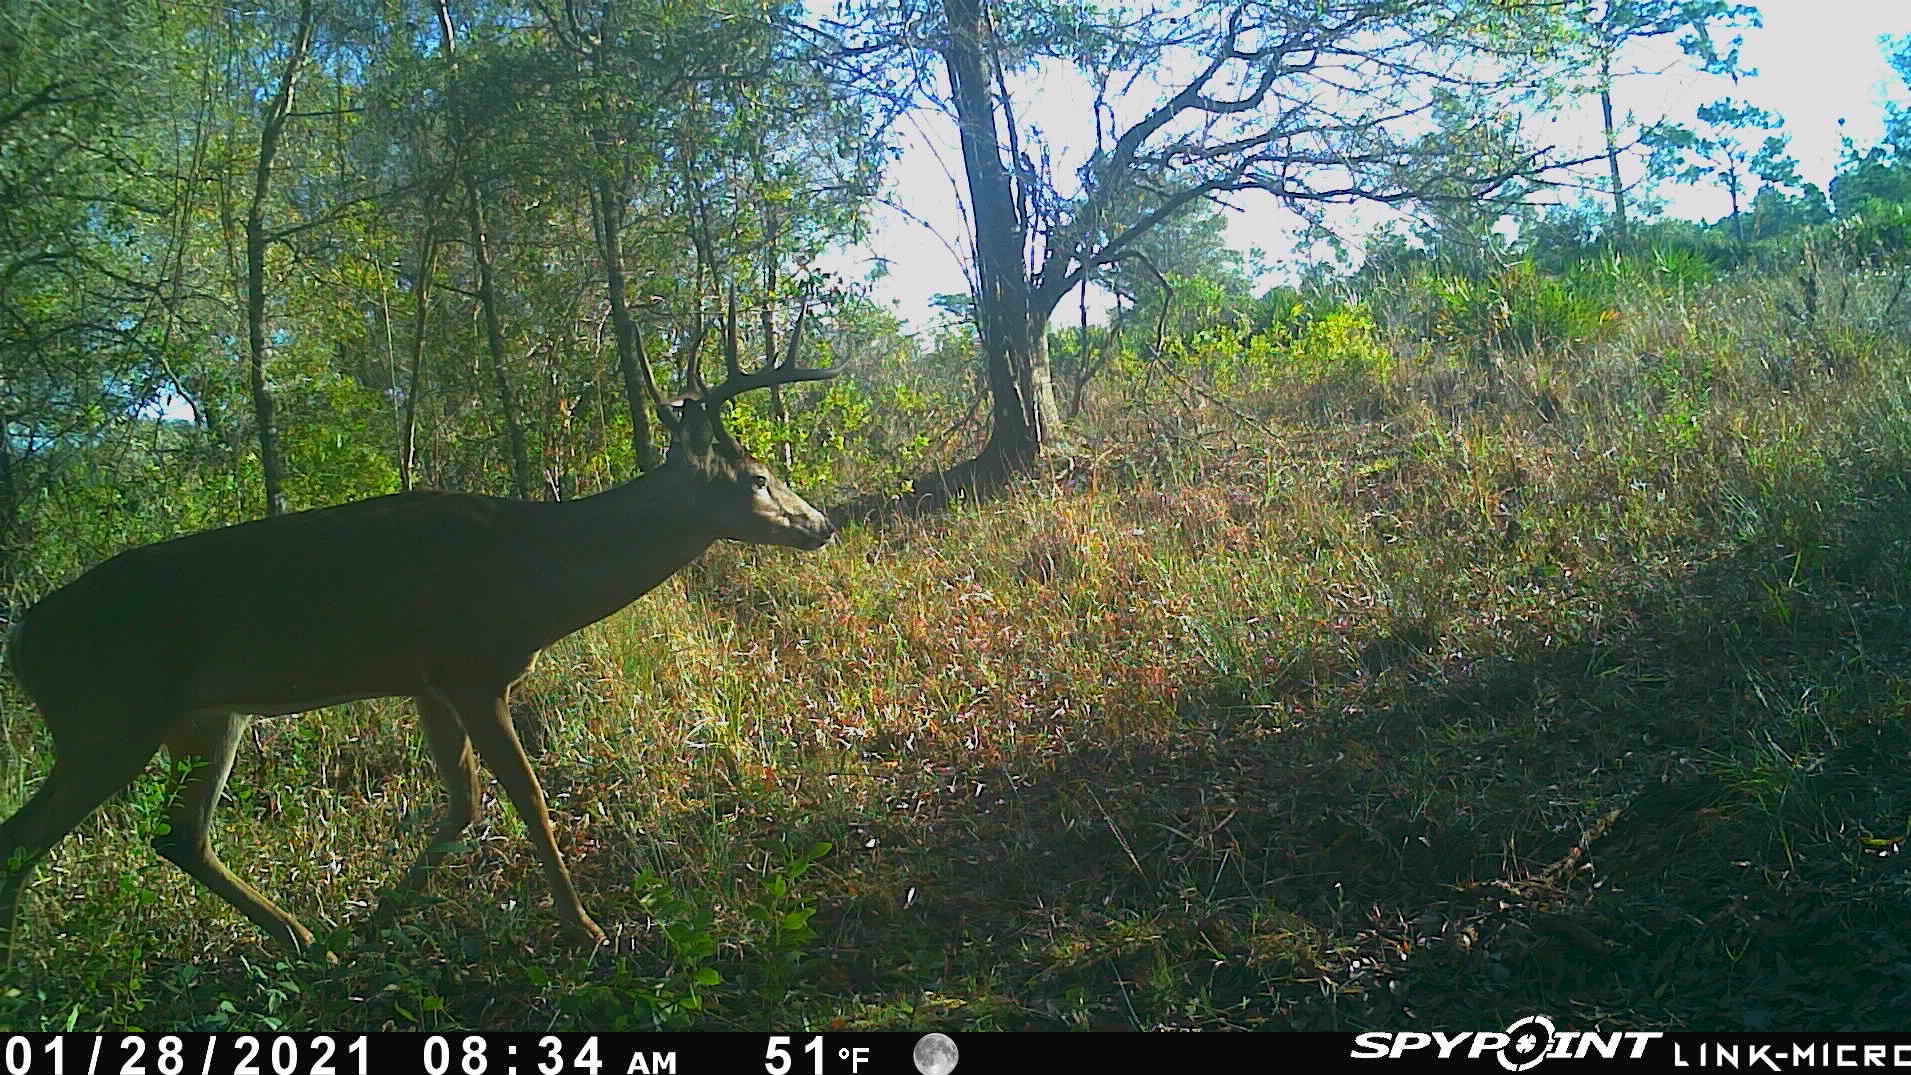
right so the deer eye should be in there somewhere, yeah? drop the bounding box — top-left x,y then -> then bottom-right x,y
751,474 -> 770,492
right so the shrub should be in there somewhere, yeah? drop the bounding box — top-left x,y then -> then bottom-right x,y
1827,202 -> 1911,268
1420,261 -> 1619,357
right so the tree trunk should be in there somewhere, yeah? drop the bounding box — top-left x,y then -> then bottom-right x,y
1727,171 -> 1744,246
593,175 -> 661,472
464,180 -> 534,499
400,215 -> 438,491
244,212 -> 287,517
761,217 -> 794,472
438,0 -> 533,499
1598,50 -> 1629,248
940,0 -> 1062,478
242,0 -> 316,517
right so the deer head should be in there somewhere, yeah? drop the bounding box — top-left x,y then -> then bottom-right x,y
643,288 -> 836,551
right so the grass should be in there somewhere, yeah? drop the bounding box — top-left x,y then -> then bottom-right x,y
3,265 -> 1911,1031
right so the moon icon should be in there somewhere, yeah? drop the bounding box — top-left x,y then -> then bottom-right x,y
912,1033 -> 959,1075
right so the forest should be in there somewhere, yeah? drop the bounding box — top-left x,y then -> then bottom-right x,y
3,0 -> 1911,1032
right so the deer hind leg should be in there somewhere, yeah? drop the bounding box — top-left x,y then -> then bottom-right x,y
434,685 -> 605,945
373,693 -> 481,926
0,732 -> 166,965
155,712 -> 317,954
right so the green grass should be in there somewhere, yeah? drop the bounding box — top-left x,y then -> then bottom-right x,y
4,267 -> 1911,1031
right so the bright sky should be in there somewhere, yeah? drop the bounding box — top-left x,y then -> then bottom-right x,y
844,1 -> 1910,330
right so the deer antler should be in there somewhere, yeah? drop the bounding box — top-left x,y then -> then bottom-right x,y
699,285 -> 833,410
636,284 -> 834,427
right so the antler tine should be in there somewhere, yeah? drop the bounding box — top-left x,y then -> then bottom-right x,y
722,283 -> 746,383
682,303 -> 709,398
780,290 -> 810,371
631,323 -> 681,430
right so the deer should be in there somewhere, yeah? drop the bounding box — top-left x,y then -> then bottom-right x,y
0,294 -> 836,964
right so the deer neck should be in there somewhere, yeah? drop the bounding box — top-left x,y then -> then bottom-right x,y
528,467 -> 717,640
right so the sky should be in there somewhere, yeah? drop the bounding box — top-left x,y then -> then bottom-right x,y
842,1 -> 1911,330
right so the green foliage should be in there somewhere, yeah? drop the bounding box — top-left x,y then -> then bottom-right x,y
740,840 -> 830,1010
1640,349 -> 1714,449
1826,202 -> 1911,268
720,325 -> 964,496
1253,303 -> 1395,387
1823,35 -> 1911,223
1831,146 -> 1911,216
629,873 -> 724,1027
1747,183 -> 1832,239
280,372 -> 402,510
1095,204 -> 1258,335
548,844 -> 827,1031
551,873 -> 723,1031
723,385 -> 858,491
1396,261 -> 1621,357
1617,240 -> 1722,289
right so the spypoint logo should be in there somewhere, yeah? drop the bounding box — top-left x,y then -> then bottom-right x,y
1349,1016 -> 1661,1069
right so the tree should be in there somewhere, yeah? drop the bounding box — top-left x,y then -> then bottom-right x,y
1887,34 -> 1911,154
236,0 -> 320,517
0,1 -> 177,587
833,0 -> 1582,485
1563,1 -> 1758,247
1832,144 -> 1911,217
506,0 -> 881,480
1828,36 -> 1911,217
436,0 -> 535,500
0,0 -> 889,597
1649,95 -> 1794,246
200,1 -> 402,516
547,0 -> 707,476
356,10 -> 460,493
1748,183 -> 1830,240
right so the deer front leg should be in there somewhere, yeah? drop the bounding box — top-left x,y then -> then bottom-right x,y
431,685 -> 605,946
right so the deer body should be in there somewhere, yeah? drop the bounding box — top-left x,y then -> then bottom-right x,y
13,480 -> 725,721
1,327 -> 838,962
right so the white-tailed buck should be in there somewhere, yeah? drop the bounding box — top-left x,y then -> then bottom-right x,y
0,299 -> 836,961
